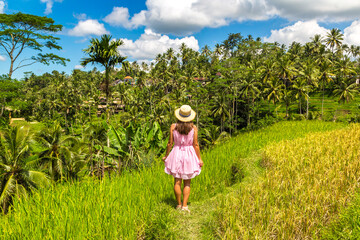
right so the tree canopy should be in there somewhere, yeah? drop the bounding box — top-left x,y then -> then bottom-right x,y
0,12 -> 69,78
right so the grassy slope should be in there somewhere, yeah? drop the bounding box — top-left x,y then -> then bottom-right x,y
0,121 -> 348,239
260,91 -> 360,119
321,190 -> 360,239
208,123 -> 360,239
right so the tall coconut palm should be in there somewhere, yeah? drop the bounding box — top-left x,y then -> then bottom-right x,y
309,34 -> 324,55
212,94 -> 230,132
81,34 -> 126,104
239,62 -> 262,126
325,28 -> 344,54
274,55 -> 297,117
0,126 -> 50,213
292,78 -> 311,115
350,45 -> 360,59
299,60 -> 319,118
318,61 -> 335,118
264,77 -> 284,114
333,79 -> 359,104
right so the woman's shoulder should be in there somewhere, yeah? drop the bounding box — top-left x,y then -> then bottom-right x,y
170,123 -> 176,130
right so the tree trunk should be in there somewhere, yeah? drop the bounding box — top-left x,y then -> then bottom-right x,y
231,98 -> 235,136
235,96 -> 238,131
88,104 -> 91,122
321,81 -> 325,120
9,59 -> 14,79
196,99 -> 199,127
247,98 -> 251,127
286,103 -> 289,118
89,143 -> 93,176
306,92 -> 309,119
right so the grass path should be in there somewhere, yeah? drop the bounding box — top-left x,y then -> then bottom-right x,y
151,122 -> 349,239
155,152 -> 265,240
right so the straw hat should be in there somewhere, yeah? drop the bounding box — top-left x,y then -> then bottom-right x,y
174,105 -> 196,122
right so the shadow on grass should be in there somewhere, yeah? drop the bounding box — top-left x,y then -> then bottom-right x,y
161,196 -> 192,209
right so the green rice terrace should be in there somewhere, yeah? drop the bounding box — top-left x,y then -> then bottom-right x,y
2,121 -> 360,239
2,11 -> 360,240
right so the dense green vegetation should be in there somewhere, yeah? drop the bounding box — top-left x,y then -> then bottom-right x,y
2,12 -> 360,239
0,121 -> 348,239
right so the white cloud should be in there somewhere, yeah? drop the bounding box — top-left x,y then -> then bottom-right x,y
263,20 -> 360,47
268,0 -> 360,22
107,0 -> 275,36
118,29 -> 199,60
68,19 -> 109,37
103,7 -> 132,28
40,0 -> 62,15
263,20 -> 328,45
0,1 -> 5,13
74,65 -> 84,69
0,55 -> 6,61
344,20 -> 360,46
104,0 -> 360,36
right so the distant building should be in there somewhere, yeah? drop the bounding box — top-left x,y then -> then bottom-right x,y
111,76 -> 136,86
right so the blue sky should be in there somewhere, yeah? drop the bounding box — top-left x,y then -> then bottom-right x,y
1,0 -> 360,79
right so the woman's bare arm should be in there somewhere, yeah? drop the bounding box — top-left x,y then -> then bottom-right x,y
193,125 -> 203,167
163,124 -> 175,161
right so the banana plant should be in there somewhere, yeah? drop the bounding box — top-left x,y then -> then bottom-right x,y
106,121 -> 167,170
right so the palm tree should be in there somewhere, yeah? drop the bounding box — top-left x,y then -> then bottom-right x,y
201,45 -> 211,58
333,79 -> 359,104
213,43 -> 223,61
0,126 -> 50,213
292,78 -> 311,115
325,28 -> 344,54
212,94 -> 230,132
239,62 -> 262,126
36,123 -> 81,181
299,60 -> 319,118
274,55 -> 297,117
309,34 -> 324,55
318,61 -> 335,118
81,34 -> 126,104
350,45 -> 360,59
335,56 -> 356,79
202,125 -> 229,147
83,123 -> 108,177
264,77 -> 284,114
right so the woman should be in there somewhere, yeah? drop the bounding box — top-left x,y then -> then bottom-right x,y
163,105 -> 203,213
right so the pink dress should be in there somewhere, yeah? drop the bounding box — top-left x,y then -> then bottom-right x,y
164,126 -> 201,179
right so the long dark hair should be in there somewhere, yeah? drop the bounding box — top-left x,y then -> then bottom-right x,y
175,120 -> 194,135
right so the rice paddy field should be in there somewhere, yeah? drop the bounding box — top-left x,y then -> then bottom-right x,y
1,121 -> 360,239
260,91 -> 360,121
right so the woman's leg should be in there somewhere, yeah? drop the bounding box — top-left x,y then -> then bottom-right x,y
174,178 -> 182,206
182,179 -> 191,207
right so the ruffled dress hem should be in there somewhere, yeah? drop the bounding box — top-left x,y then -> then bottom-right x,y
164,167 -> 201,179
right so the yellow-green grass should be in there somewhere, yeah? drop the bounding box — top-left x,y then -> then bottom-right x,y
0,121 -> 347,239
321,189 -> 360,239
211,123 -> 360,239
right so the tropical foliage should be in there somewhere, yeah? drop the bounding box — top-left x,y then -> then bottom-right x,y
1,14 -> 360,239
